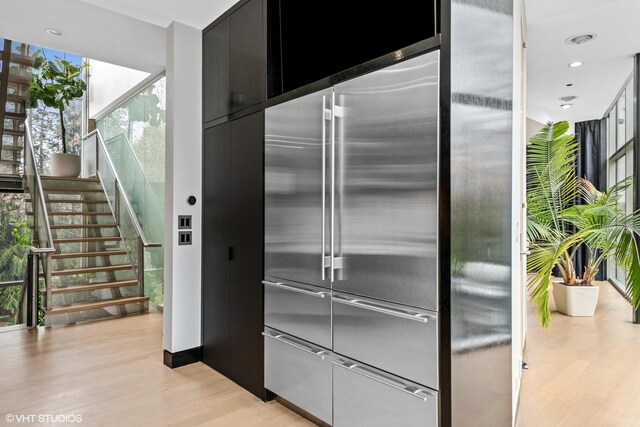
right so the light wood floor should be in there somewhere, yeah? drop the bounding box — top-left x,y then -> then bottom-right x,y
0,312 -> 313,427
518,281 -> 640,427
2,283 -> 638,427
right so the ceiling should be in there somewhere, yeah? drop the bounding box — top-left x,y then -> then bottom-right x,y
79,0 -> 238,29
526,0 -> 640,124
0,0 -> 235,73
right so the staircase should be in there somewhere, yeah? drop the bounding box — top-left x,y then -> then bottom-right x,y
0,39 -> 34,176
29,176 -> 149,326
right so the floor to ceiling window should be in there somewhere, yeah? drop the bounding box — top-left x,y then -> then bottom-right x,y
606,77 -> 634,291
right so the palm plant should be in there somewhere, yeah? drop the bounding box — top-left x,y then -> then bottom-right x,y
526,121 -> 640,328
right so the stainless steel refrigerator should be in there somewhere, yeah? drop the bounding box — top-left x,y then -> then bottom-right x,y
263,50 -> 440,426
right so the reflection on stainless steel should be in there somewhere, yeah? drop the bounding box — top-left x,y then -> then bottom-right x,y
332,354 -> 438,427
264,279 -> 332,348
332,292 -> 439,390
449,0 -> 513,425
265,89 -> 332,288
332,52 -> 439,310
264,328 -> 332,424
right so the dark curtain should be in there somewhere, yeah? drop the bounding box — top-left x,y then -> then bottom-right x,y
574,119 -> 605,280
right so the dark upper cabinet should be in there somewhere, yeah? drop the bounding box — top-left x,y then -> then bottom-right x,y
202,112 -> 265,399
203,0 -> 264,122
229,0 -> 264,113
203,20 -> 230,123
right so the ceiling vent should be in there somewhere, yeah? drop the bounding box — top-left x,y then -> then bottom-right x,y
565,33 -> 597,45
559,96 -> 578,102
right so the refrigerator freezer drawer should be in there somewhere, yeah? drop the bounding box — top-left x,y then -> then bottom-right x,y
263,279 -> 332,348
333,355 -> 438,427
332,292 -> 438,389
263,328 -> 332,424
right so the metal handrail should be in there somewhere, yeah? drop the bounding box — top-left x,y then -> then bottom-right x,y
23,120 -> 56,311
24,121 -> 55,252
82,129 -> 161,249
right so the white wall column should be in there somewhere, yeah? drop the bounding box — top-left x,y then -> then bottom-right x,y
164,21 -> 202,354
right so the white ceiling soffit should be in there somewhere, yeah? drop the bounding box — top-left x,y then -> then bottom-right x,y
0,0 -> 165,73
526,0 -> 640,124
78,0 -> 240,29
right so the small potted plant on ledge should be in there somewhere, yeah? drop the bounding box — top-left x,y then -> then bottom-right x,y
526,121 -> 640,328
28,52 -> 87,177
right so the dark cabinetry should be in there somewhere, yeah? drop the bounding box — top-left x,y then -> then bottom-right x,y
203,0 -> 264,122
202,112 -> 265,398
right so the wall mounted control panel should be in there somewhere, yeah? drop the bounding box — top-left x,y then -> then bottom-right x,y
178,215 -> 193,245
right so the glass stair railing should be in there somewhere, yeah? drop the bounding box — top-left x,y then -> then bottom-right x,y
81,131 -> 163,309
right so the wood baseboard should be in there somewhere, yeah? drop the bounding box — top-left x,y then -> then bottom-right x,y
163,347 -> 202,368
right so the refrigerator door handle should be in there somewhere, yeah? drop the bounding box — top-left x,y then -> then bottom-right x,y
331,357 -> 436,402
332,293 -> 436,323
330,91 -> 336,282
322,95 -> 332,280
262,280 -> 330,299
263,331 -> 330,360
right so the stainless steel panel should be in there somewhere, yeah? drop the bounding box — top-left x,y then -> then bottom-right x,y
449,0 -> 513,426
265,89 -> 333,288
332,292 -> 438,389
263,328 -> 332,424
263,279 -> 332,348
332,51 -> 439,310
332,354 -> 438,427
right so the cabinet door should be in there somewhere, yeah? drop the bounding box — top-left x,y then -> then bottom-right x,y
203,19 -> 230,122
229,111 -> 265,398
202,123 -> 232,374
229,0 -> 264,113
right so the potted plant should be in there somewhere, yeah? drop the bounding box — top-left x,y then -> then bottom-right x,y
28,52 -> 87,177
526,121 -> 640,328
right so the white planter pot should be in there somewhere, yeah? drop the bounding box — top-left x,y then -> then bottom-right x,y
552,282 -> 599,317
50,153 -> 81,178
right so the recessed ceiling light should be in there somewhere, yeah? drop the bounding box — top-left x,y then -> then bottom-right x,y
45,28 -> 64,37
565,33 -> 597,45
561,104 -> 573,109
568,61 -> 583,68
559,96 -> 578,102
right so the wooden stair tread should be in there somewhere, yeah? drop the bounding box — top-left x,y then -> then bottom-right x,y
47,211 -> 112,216
43,279 -> 139,294
1,144 -> 23,151
42,188 -> 103,193
45,296 -> 149,315
40,199 -> 108,204
50,264 -> 133,276
0,159 -> 20,165
51,249 -> 128,259
53,236 -> 121,243
40,176 -> 100,182
50,224 -> 117,229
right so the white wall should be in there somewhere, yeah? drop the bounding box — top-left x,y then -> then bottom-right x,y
526,117 -> 545,141
0,0 -> 165,73
88,59 -> 150,119
512,0 -> 526,424
163,22 -> 202,354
